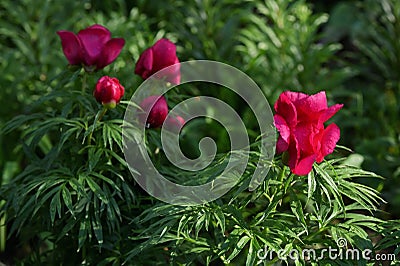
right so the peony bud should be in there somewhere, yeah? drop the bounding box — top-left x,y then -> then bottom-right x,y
139,95 -> 169,128
93,76 -> 124,109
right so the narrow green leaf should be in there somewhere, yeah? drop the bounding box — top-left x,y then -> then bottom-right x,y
85,176 -> 108,204
91,216 -> 103,247
227,235 -> 250,262
62,186 -> 74,216
214,208 -> 226,234
291,201 -> 308,233
78,219 -> 89,251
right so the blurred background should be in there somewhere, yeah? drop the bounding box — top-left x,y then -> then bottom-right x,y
0,0 -> 399,261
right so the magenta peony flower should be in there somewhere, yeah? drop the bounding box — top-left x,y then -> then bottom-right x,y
139,95 -> 169,128
93,76 -> 124,109
134,38 -> 180,84
274,91 -> 343,175
57,24 -> 125,71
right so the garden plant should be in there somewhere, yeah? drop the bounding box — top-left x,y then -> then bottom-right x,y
0,0 -> 399,265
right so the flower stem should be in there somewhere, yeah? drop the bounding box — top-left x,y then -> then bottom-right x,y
0,202 -> 5,253
88,106 -> 108,145
97,106 -> 108,122
82,71 -> 87,93
80,71 -> 88,117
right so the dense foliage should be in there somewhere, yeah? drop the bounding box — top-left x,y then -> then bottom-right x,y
0,0 -> 399,265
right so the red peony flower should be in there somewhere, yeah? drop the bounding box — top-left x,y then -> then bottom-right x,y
93,76 -> 124,109
274,91 -> 343,175
134,38 -> 180,84
139,95 -> 169,128
57,24 -> 125,71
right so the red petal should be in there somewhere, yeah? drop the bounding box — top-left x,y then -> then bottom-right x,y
287,134 -> 316,176
164,57 -> 181,84
282,91 -> 309,103
276,136 -> 289,154
96,38 -> 125,69
274,114 -> 290,153
296,91 -> 328,122
86,24 -> 110,32
319,103 -> 343,124
287,135 -> 300,172
77,25 -> 111,66
293,123 -> 314,154
57,31 -> 83,65
151,39 -> 178,72
316,123 -> 340,162
110,77 -> 125,102
293,154 -> 316,176
298,91 -> 328,113
135,48 -> 154,79
274,93 -> 297,127
139,96 -> 169,128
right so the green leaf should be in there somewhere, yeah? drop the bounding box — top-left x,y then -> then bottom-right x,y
62,185 -> 74,216
246,237 -> 260,266
214,208 -> 226,234
84,175 -> 109,204
227,235 -> 250,262
290,201 -> 308,233
78,218 -> 90,251
195,213 -> 206,238
92,197 -> 104,247
49,190 -> 62,225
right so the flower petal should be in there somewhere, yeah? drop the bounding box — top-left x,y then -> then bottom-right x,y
134,48 -> 154,79
86,24 -> 110,32
77,25 -> 111,66
316,123 -> 340,162
293,123 -> 314,154
274,114 -> 290,153
300,91 -> 328,113
151,39 -> 178,72
282,91 -> 309,103
287,135 -> 300,172
274,92 -> 297,127
139,95 -> 169,128
276,136 -> 289,154
296,91 -> 328,121
57,31 -> 83,65
287,134 -> 316,176
293,154 -> 316,176
165,57 -> 181,84
96,38 -> 125,69
319,103 -> 344,124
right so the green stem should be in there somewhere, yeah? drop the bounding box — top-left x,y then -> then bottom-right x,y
88,107 -> 108,145
82,245 -> 86,264
80,72 -> 88,117
97,106 -> 108,122
82,71 -> 87,93
279,165 -> 287,183
0,210 -> 5,253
